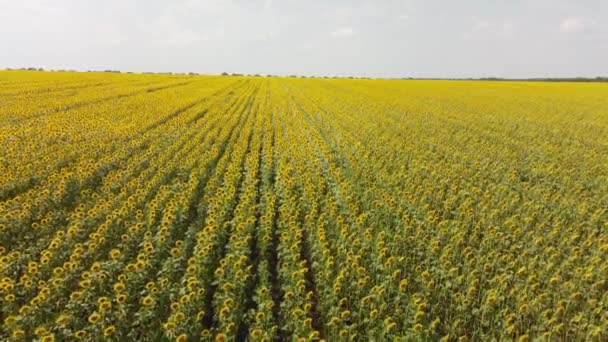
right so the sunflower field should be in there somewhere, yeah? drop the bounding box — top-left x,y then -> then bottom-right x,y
0,70 -> 607,341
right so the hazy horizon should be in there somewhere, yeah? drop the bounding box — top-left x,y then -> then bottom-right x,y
1,0 -> 607,79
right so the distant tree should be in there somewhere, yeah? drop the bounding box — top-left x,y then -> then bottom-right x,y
221,72 -> 229,76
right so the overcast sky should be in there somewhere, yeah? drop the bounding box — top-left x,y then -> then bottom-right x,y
1,0 -> 607,78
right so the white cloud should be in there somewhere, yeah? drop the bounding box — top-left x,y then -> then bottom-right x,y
397,13 -> 410,21
331,26 -> 354,37
473,21 -> 491,31
254,31 -> 276,42
464,21 -> 516,40
560,17 -> 596,33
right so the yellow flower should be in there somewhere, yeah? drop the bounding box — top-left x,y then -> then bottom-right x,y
176,333 -> 188,342
110,249 -> 121,259
34,326 -> 48,336
99,301 -> 111,311
31,296 -> 42,305
142,296 -> 155,306
104,326 -> 116,336
164,321 -> 176,331
251,329 -> 263,338
19,305 -> 31,315
55,314 -> 69,325
370,309 -> 378,320
4,315 -> 17,326
74,330 -> 87,339
174,311 -> 185,321
12,330 -> 25,339
41,334 -> 55,342
486,292 -> 498,307
116,294 -> 127,304
113,282 -> 125,293
88,312 -> 101,324
399,279 -> 408,292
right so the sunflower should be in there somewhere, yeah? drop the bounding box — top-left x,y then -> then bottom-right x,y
12,330 -> 25,339
113,282 -> 125,293
164,321 -> 176,331
251,329 -> 263,338
99,301 -> 111,311
88,312 -> 101,324
174,311 -> 185,321
142,296 -> 155,306
103,326 -> 116,336
41,335 -> 55,342
34,326 -> 48,336
110,249 -> 121,260
74,330 -> 87,339
31,296 -> 42,305
116,294 -> 127,304
399,279 -> 408,292
55,314 -> 69,325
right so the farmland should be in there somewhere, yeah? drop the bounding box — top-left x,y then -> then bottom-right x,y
0,70 -> 607,341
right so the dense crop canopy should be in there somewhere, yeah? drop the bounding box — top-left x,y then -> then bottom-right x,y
0,71 -> 607,341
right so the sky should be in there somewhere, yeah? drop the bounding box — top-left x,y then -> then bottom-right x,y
0,0 -> 607,78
